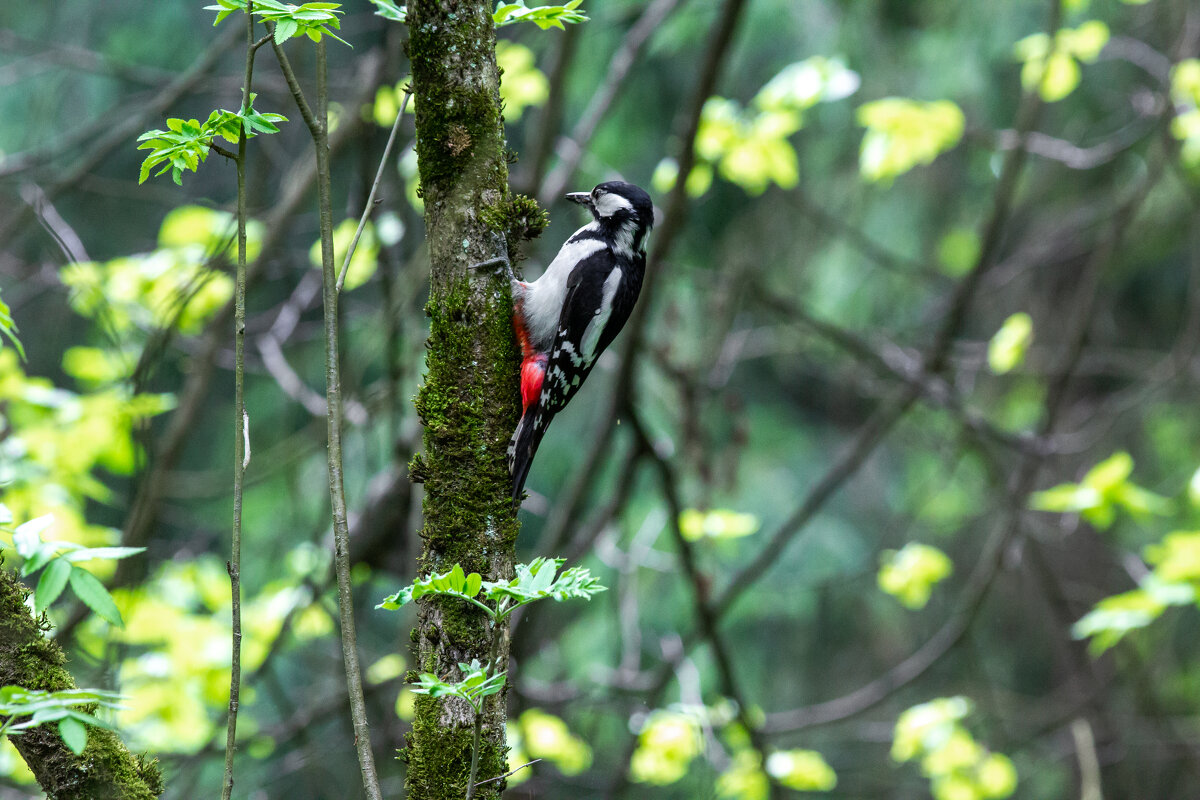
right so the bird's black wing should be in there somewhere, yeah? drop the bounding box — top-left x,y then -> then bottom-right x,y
509,252 -> 641,506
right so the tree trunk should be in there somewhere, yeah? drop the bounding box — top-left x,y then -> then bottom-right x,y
0,567 -> 163,799
404,2 -> 521,798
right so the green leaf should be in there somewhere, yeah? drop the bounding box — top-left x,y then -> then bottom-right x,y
14,515 -> 54,550
377,565 -> 492,615
62,546 -> 146,563
765,749 -> 838,791
34,558 -> 72,614
57,716 -> 88,754
1145,531 -> 1200,582
274,18 -> 299,43
1081,451 -> 1133,492
0,502 -> 11,526
68,567 -> 123,626
1071,585 -> 1170,654
936,228 -> 980,277
679,508 -> 761,541
877,543 -> 954,609
1030,483 -> 1102,514
530,559 -> 556,592
0,291 -> 25,361
369,0 -> 406,18
857,98 -> 964,182
493,1 -> 588,28
988,312 -> 1034,374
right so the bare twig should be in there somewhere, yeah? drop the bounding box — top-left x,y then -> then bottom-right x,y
473,759 -> 542,788
1072,718 -> 1104,800
18,183 -> 91,263
307,38 -> 385,800
222,7 -> 258,798
336,89 -> 412,293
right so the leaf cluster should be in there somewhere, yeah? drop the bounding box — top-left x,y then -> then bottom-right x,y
410,660 -> 507,715
368,0 -> 587,30
205,0 -> 348,45
378,557 -> 605,620
494,0 -> 587,30
0,686 -> 123,756
1030,451 -> 1172,530
2,511 -> 142,625
381,559 -> 605,715
137,101 -> 286,185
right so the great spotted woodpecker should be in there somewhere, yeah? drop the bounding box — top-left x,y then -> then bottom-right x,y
507,181 -> 654,508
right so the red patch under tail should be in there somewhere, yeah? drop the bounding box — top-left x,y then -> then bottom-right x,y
520,355 -> 547,413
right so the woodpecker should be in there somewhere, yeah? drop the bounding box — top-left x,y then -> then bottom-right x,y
506,180 -> 654,508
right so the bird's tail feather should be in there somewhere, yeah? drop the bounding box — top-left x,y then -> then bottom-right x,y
508,410 -> 546,510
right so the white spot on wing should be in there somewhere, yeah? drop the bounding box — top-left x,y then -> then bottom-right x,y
581,268 -> 623,363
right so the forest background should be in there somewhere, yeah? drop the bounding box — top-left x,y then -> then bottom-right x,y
2,0 -> 1200,797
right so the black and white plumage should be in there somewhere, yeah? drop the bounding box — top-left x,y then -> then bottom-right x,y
507,181 -> 654,508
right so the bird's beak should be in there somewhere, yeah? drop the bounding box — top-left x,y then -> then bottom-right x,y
566,192 -> 592,210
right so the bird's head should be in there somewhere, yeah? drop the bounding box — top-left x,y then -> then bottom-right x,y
566,181 -> 653,233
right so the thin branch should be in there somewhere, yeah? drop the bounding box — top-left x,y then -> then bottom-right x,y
336,89 -> 412,293
222,6 -> 258,799
210,142 -> 238,160
310,38 -> 385,800
1072,719 -> 1104,800
473,759 -> 542,788
269,25 -> 318,134
18,182 -> 91,263
257,275 -> 371,425
751,284 -> 1047,457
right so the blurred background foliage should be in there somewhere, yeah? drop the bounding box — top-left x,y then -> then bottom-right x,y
1,0 -> 1200,797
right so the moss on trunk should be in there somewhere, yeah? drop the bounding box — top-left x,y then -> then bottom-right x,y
0,567 -> 163,799
404,1 -> 525,798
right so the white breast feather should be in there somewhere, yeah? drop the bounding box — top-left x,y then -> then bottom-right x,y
525,234 -> 605,349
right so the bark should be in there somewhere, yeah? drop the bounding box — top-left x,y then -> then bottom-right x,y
0,567 -> 163,799
404,2 -> 522,799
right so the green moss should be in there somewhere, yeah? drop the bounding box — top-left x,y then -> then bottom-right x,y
408,1 -> 507,206
481,192 -> 549,263
0,566 -> 164,797
405,3 -> 522,798
413,277 -> 520,570
405,698 -> 508,800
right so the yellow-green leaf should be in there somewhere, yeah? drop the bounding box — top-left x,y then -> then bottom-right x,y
987,312 -> 1034,374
